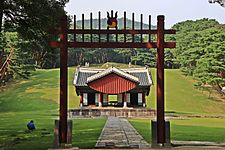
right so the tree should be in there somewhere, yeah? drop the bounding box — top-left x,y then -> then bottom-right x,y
209,0 -> 225,7
172,18 -> 220,75
172,18 -> 225,94
0,0 -> 69,68
0,0 -> 68,33
193,27 -> 225,92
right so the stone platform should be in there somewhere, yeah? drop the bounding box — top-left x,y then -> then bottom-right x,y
69,107 -> 155,118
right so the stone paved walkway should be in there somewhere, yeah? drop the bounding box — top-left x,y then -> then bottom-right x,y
95,116 -> 151,149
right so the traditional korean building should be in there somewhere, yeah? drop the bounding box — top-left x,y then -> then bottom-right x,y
73,67 -> 153,108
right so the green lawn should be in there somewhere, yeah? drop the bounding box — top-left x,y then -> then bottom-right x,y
0,110 -> 106,150
129,118 -> 225,143
73,118 -> 106,149
0,111 -> 57,150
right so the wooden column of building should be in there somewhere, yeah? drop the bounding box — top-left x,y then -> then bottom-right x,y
156,15 -> 165,144
99,93 -> 103,107
123,93 -> 127,107
80,93 -> 83,107
59,15 -> 68,144
106,94 -> 109,106
142,92 -> 146,107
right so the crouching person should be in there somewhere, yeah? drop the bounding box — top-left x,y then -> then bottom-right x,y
27,120 -> 36,130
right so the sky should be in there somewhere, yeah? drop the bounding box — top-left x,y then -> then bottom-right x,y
65,0 -> 225,28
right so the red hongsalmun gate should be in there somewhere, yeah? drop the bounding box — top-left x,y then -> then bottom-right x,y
49,11 -> 176,146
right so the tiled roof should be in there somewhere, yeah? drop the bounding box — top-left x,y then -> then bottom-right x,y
130,72 -> 150,86
74,67 -> 153,87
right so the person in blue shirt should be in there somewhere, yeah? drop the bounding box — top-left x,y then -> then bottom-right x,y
27,120 -> 36,130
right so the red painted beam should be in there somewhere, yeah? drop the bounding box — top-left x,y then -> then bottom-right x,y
164,42 -> 176,48
50,41 -> 175,49
69,42 -> 157,48
49,41 -> 60,48
156,15 -> 165,144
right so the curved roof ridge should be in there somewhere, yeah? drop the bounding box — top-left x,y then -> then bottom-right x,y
87,67 -> 139,83
79,67 -> 105,72
121,67 -> 148,72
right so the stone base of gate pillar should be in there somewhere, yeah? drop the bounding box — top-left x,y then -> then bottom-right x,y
151,120 -> 171,148
53,119 -> 73,148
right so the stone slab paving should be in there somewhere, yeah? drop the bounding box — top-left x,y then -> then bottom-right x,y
95,116 -> 151,149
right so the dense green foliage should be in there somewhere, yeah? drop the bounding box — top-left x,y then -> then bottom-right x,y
0,0 -> 68,33
172,19 -> 225,92
3,32 -> 35,79
0,0 -> 69,80
0,0 -> 70,87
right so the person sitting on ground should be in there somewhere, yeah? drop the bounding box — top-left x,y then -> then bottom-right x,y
27,120 -> 36,130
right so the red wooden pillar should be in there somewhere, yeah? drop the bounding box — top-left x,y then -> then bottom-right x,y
59,15 -> 68,144
80,93 -> 83,107
156,15 -> 165,144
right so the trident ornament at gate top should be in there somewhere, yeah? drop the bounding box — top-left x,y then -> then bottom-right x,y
107,10 -> 118,29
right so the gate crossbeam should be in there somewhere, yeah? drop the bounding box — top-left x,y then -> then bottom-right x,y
52,29 -> 175,34
50,29 -> 176,49
50,41 -> 175,49
68,29 -> 175,34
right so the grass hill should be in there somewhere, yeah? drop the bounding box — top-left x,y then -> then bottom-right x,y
148,69 -> 225,116
1,63 -> 225,115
